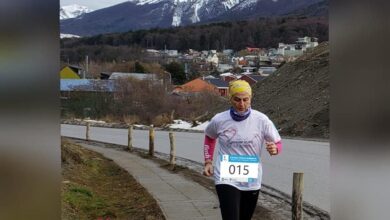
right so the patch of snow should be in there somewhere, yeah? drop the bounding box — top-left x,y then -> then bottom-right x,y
169,119 -> 209,131
133,124 -> 148,129
84,119 -> 106,124
222,0 -> 240,10
174,0 -> 189,4
60,4 -> 92,20
60,33 -> 80,39
172,3 -> 184,26
190,2 -> 201,23
135,0 -> 165,5
169,120 -> 193,129
192,121 -> 209,131
233,0 -> 257,11
220,72 -> 234,76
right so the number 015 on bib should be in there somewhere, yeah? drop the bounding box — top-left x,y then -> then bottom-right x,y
220,155 -> 259,182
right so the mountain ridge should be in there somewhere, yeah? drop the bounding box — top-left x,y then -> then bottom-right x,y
60,4 -> 92,20
60,0 -> 328,36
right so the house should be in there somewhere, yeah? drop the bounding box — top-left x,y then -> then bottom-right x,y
217,63 -> 233,72
165,50 -> 178,57
248,75 -> 265,82
60,79 -> 116,93
239,75 -> 257,85
204,78 -> 229,97
296,36 -> 319,49
239,74 -> 265,85
277,43 -> 303,57
173,77 -> 229,97
60,65 -> 83,79
173,78 -> 217,95
242,66 -> 257,74
223,49 -> 234,56
259,56 -> 272,66
60,79 -> 116,118
258,66 -> 277,76
246,47 -> 261,53
220,72 -> 237,83
207,54 -> 219,66
107,72 -> 164,85
276,36 -> 319,57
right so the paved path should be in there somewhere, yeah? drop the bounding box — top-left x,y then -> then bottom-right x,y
62,124 -> 330,212
78,142 -> 222,220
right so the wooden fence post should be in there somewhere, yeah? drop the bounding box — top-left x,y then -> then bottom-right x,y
128,125 -> 133,151
169,131 -> 176,169
149,125 -> 154,157
86,122 -> 90,141
292,172 -> 304,220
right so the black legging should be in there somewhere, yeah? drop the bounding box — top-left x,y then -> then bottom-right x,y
216,184 -> 260,220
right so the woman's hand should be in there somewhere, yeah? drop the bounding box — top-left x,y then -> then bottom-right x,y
266,142 -> 278,156
203,161 -> 214,176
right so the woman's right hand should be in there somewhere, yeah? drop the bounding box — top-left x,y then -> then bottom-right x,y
203,163 -> 214,177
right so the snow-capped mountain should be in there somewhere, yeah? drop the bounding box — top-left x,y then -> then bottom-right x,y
60,0 -> 327,36
60,4 -> 92,20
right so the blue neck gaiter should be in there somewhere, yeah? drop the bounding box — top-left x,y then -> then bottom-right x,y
230,107 -> 251,121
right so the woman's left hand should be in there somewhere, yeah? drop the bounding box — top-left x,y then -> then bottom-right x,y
266,142 -> 278,155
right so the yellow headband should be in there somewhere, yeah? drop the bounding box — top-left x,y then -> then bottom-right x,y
229,80 -> 252,98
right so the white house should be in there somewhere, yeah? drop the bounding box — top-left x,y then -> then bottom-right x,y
296,36 -> 319,50
207,54 -> 219,66
218,63 -> 233,72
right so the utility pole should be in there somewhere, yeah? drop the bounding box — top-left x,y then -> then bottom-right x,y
84,55 -> 89,79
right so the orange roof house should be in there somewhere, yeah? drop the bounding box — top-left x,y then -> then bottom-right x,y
174,78 -> 216,93
173,77 -> 229,97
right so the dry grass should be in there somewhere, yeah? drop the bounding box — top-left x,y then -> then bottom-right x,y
122,115 -> 141,125
61,139 -> 165,220
151,114 -> 172,127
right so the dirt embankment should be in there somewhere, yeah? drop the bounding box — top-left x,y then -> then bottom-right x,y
252,42 -> 329,139
61,139 -> 165,220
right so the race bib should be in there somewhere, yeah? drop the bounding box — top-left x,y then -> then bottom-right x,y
220,154 -> 259,183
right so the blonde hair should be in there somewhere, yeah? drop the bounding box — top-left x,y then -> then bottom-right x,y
229,80 -> 252,98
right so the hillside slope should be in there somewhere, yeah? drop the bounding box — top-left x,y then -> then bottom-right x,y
252,42 -> 329,139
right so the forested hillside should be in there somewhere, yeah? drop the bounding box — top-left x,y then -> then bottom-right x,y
61,16 -> 328,63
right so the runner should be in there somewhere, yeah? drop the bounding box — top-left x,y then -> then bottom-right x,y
203,80 -> 282,220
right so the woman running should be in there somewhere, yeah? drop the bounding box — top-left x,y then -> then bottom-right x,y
203,80 -> 282,220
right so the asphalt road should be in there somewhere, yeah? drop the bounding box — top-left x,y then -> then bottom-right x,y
61,124 -> 330,212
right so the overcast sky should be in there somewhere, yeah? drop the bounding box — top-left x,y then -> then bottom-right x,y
60,0 -> 128,10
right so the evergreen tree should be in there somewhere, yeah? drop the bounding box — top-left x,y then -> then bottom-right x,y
165,62 -> 186,85
134,61 -> 145,73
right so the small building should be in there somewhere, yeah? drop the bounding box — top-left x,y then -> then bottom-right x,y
165,50 -> 178,57
239,75 -> 257,85
173,77 -> 229,97
60,79 -> 116,93
60,65 -> 83,79
258,66 -> 277,76
223,49 -> 234,56
218,63 -> 233,72
205,78 -> 229,97
107,72 -> 164,85
242,66 -> 257,74
240,74 -> 265,85
296,36 -> 319,49
207,54 -> 219,66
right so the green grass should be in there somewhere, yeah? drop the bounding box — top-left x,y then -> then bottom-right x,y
63,183 -> 114,219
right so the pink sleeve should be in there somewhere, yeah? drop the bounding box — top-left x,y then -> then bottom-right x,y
204,135 -> 216,161
275,141 -> 282,154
